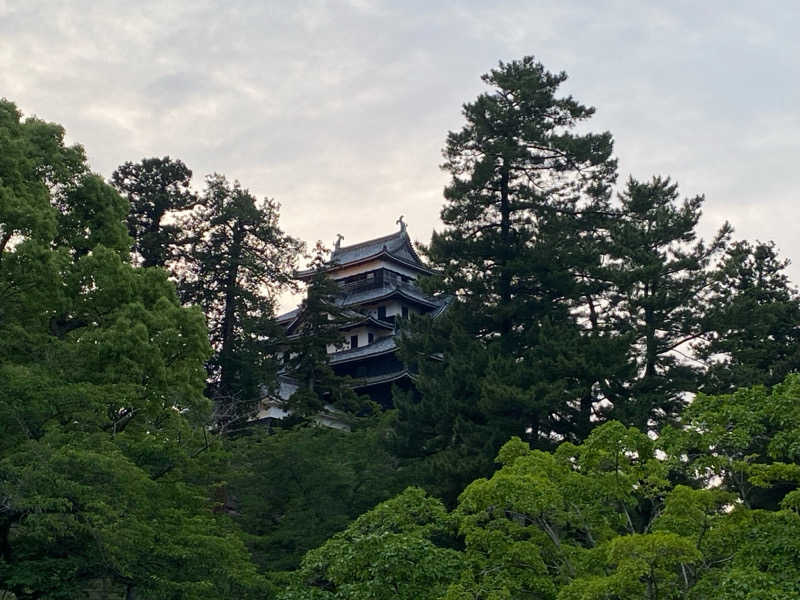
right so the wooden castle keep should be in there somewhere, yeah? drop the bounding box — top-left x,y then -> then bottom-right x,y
256,219 -> 448,425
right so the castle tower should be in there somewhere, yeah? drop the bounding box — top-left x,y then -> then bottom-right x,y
260,222 -> 447,424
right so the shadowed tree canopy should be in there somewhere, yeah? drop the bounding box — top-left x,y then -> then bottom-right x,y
700,240 -> 800,394
226,423 -> 403,572
180,175 -> 303,429
111,156 -> 197,268
430,55 -> 617,340
602,176 -> 731,429
394,56 -> 619,502
0,100 -> 267,599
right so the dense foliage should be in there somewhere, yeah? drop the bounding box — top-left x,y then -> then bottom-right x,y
111,156 -> 197,269
179,175 -> 303,429
0,100 -> 267,598
285,378 -> 800,599
226,423 -> 403,572
3,52 -> 800,599
393,57 -> 796,504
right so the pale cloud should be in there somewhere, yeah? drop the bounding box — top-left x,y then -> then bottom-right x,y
2,0 -> 800,296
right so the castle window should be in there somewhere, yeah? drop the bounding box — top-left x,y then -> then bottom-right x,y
402,306 -> 409,319
350,335 -> 358,349
368,333 -> 374,344
377,306 -> 386,320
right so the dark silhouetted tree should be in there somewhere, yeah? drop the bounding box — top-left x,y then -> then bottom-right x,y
394,56 -> 619,502
111,156 -> 196,268
602,176 -> 731,429
180,175 -> 302,429
282,243 -> 367,419
700,240 -> 800,393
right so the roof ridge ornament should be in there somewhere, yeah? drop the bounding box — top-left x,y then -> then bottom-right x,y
334,233 -> 344,251
396,215 -> 406,233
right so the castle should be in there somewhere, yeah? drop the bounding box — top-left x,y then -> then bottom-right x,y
256,220 -> 448,425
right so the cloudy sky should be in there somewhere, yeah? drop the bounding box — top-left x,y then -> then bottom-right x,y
3,1 -> 799,295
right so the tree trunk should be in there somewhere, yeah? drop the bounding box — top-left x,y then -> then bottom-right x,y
498,162 -> 512,337
0,517 -> 12,562
0,230 -> 12,259
642,281 -> 657,378
218,223 -> 244,396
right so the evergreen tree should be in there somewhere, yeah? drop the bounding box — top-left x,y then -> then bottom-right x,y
700,240 -> 800,393
180,175 -> 302,430
111,156 -> 197,268
393,311 -> 496,503
429,56 -> 616,342
394,56 -> 619,500
603,176 -> 731,429
226,423 -> 403,572
282,243 -> 366,419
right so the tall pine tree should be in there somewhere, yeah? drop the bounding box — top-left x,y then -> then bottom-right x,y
603,176 -> 731,428
180,175 -> 302,430
700,240 -> 800,393
394,57 -> 619,502
429,56 -> 616,343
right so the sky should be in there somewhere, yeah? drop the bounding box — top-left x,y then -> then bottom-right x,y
2,0 -> 800,301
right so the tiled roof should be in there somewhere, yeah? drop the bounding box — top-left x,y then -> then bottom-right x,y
280,286 -> 449,333
296,227 -> 431,279
352,369 -> 410,388
276,307 -> 300,323
337,283 -> 444,309
329,335 -> 397,364
339,315 -> 395,331
331,230 -> 409,264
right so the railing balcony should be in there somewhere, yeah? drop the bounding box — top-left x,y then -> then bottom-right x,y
336,271 -> 418,295
338,278 -> 385,295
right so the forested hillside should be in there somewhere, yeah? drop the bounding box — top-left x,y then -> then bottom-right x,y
2,56 -> 800,599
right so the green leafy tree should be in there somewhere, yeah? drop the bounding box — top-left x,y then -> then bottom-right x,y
279,487 -> 462,600
0,100 -> 85,254
0,101 -> 266,599
667,374 -> 800,510
688,509 -> 800,600
111,156 -> 197,268
54,173 -> 131,260
602,176 -> 731,429
452,423 -> 672,599
226,423 -> 403,572
287,377 -> 800,600
180,174 -> 303,429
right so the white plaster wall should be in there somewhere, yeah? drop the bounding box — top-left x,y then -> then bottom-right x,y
326,325 -> 388,354
363,300 -> 415,319
343,325 -> 382,348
